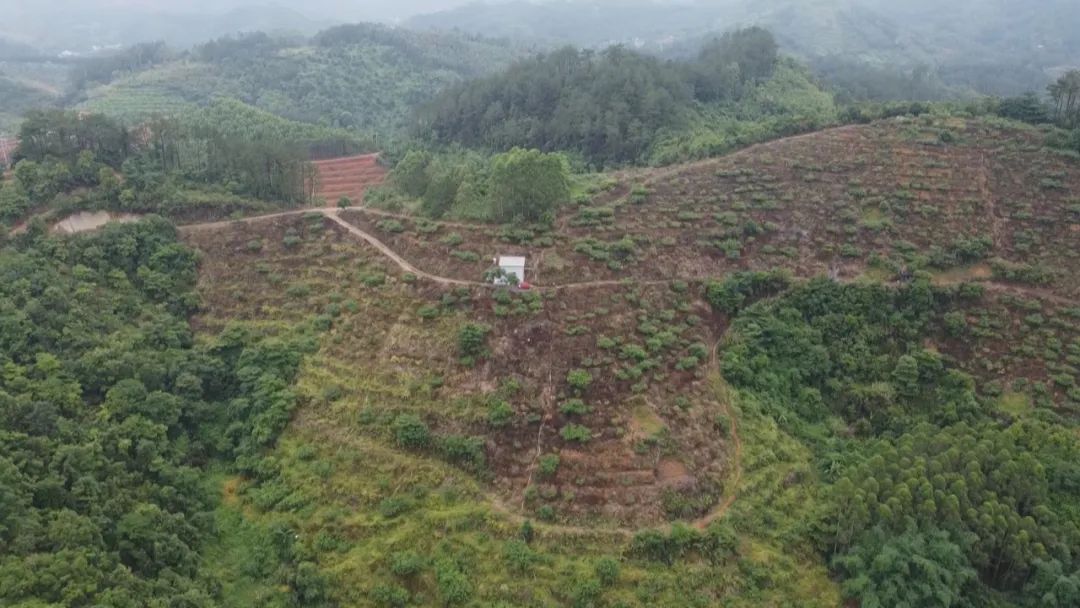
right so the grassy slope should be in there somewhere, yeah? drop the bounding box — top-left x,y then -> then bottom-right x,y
76,32 -> 523,135
184,118 -> 1079,606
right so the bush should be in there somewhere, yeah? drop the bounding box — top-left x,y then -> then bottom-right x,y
439,435 -> 486,469
538,454 -> 560,477
705,270 -> 790,314
390,551 -> 424,577
567,369 -> 593,393
378,496 -> 414,518
458,323 -> 491,363
435,560 -> 473,606
503,539 -> 537,573
392,414 -> 431,449
377,218 -> 405,233
559,398 -> 591,416
371,584 -> 409,608
560,423 -> 592,443
595,557 -> 620,586
487,400 -> 514,427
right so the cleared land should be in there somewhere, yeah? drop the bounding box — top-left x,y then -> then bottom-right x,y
312,153 -> 388,204
180,117 -> 1080,606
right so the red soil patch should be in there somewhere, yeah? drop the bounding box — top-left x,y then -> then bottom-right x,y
312,153 -> 388,204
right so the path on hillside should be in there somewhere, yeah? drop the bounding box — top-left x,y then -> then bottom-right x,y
178,202 -> 1080,541
179,206 -> 1080,307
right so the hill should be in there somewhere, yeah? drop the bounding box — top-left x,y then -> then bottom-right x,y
407,0 -> 1080,97
417,29 -> 837,167
171,116 -> 1080,606
72,24 -> 526,136
0,74 -> 58,134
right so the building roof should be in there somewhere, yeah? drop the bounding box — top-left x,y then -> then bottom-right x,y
497,256 -> 526,266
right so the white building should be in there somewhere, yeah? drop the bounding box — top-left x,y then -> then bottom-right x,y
493,255 -> 526,286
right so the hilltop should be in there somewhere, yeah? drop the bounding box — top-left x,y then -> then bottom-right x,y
408,0 -> 1080,97
173,116 -> 1080,606
71,24 -> 526,134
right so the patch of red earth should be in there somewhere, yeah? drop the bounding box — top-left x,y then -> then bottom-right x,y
311,154 -> 388,204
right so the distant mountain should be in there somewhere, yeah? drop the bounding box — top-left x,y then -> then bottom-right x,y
406,0 -> 1080,96
73,24 -> 528,136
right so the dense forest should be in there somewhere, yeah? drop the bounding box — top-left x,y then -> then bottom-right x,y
715,276 -> 1080,606
0,218 -> 324,606
418,28 -> 836,167
408,0 -> 1080,99
69,25 -> 526,136
0,107 -> 367,226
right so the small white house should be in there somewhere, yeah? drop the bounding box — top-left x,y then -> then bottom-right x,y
493,255 -> 526,286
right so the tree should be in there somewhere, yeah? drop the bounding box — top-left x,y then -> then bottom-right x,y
488,148 -> 569,224
997,93 -> 1051,124
834,526 -> 976,608
391,150 -> 433,199
693,27 -> 779,101
1048,71 -> 1080,128
892,355 -> 920,399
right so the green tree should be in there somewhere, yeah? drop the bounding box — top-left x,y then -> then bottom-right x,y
392,150 -> 433,198
892,355 -> 920,399
488,148 -> 570,224
834,526 -> 975,608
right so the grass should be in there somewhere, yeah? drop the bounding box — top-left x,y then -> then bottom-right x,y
997,391 -> 1031,416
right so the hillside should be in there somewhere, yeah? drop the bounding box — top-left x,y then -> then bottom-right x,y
73,24 -> 526,135
170,116 -> 1080,606
0,74 -> 57,134
407,0 -> 1080,96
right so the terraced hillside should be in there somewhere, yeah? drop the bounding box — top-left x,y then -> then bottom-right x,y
312,154 -> 388,204
341,117 -> 1080,299
179,117 -> 1080,607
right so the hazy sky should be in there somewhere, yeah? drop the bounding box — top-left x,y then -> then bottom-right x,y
0,1 -> 702,23
0,0 -> 513,22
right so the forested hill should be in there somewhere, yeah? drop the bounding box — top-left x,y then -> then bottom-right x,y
406,0 -> 1080,98
416,28 -> 837,167
71,24 -> 526,136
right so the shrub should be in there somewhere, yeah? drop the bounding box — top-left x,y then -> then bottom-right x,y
441,232 -> 464,247
620,343 -> 648,362
538,454 -> 560,477
377,218 -> 406,233
595,557 -> 621,586
561,423 -> 592,443
390,551 -> 425,577
503,539 -> 537,574
567,369 -> 593,393
487,400 -> 514,427
560,398 -> 591,416
675,356 -> 699,371
371,584 -> 409,608
392,414 -> 431,449
337,196 -> 352,209
439,435 -> 486,469
705,270 -> 790,314
378,496 -> 414,518
458,323 -> 491,363
435,560 -> 472,606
